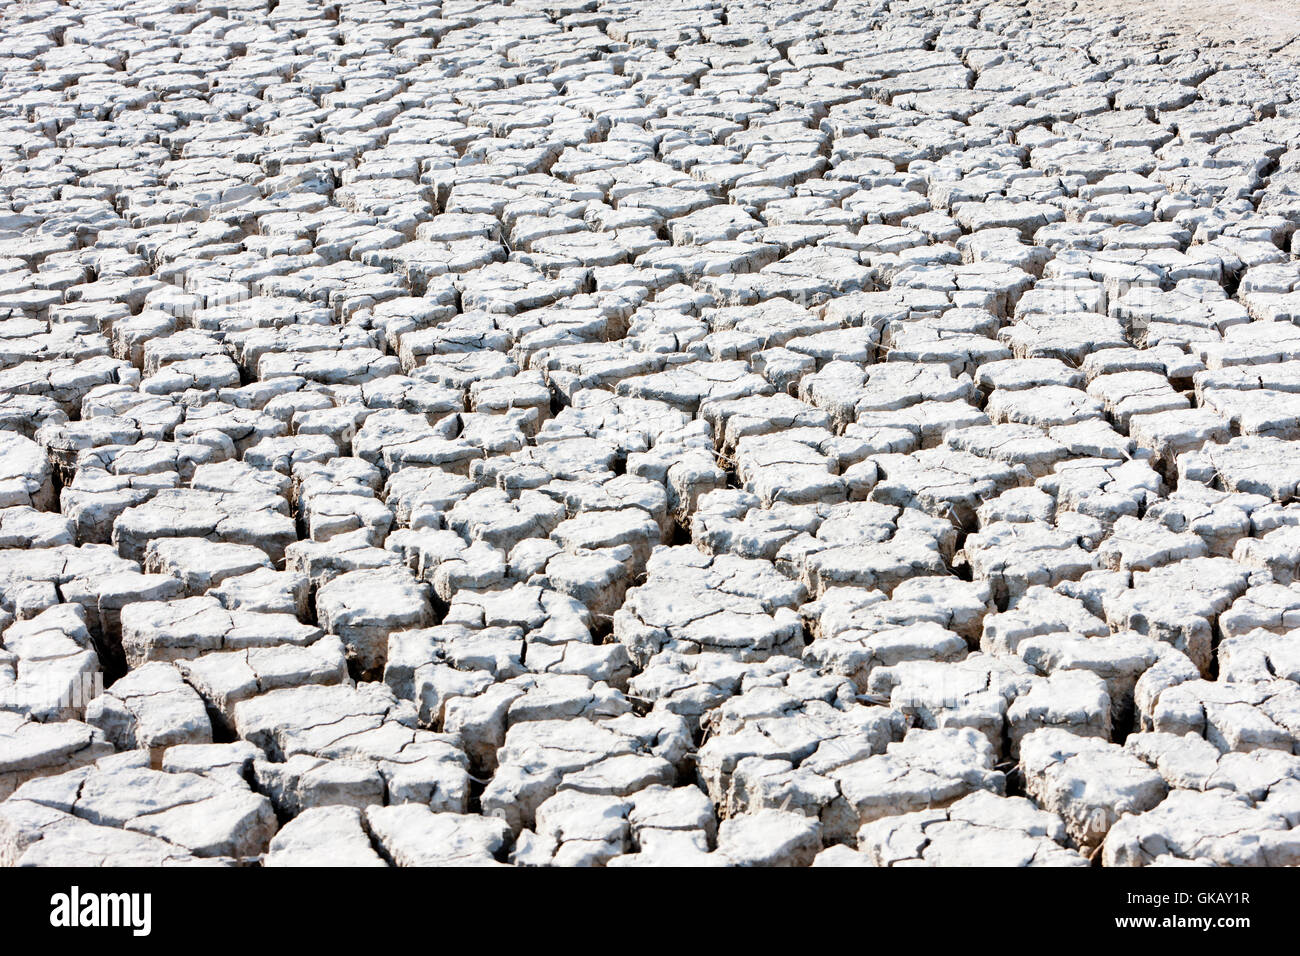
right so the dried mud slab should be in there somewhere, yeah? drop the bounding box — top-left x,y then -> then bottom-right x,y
1,0 -> 1299,868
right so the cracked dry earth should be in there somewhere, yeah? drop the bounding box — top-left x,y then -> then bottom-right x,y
3,0 -> 1300,871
